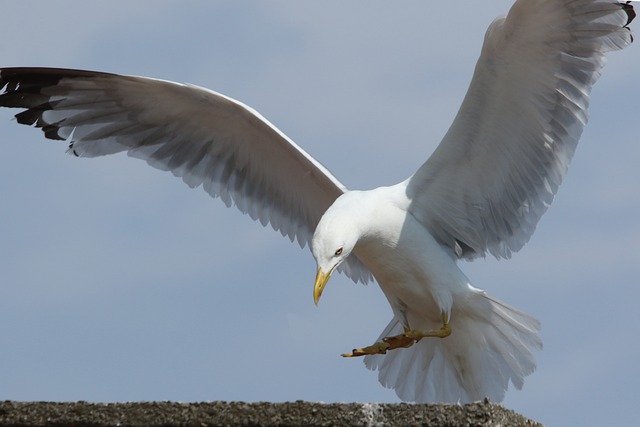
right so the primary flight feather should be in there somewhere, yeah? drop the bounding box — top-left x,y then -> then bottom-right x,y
0,0 -> 635,403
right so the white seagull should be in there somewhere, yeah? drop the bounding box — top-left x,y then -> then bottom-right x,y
0,0 -> 635,403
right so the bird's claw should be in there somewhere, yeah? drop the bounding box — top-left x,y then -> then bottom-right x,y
342,342 -> 390,357
383,333 -> 420,348
341,318 -> 452,357
341,333 -> 419,357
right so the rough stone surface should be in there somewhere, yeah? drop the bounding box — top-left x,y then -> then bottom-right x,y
0,400 -> 542,427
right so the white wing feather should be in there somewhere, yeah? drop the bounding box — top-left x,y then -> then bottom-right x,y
406,0 -> 634,260
0,68 -> 372,283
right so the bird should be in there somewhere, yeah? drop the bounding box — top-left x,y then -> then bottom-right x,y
0,0 -> 635,404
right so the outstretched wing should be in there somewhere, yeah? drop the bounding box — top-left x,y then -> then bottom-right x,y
406,0 -> 635,260
0,67 -> 372,283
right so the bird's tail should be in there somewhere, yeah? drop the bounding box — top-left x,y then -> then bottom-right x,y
363,289 -> 541,403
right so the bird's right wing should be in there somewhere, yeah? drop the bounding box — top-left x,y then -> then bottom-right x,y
405,0 -> 634,260
0,67 -> 372,283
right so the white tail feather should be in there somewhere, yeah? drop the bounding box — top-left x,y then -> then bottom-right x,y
364,290 -> 541,403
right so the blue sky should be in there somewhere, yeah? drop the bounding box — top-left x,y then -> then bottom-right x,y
0,1 -> 638,425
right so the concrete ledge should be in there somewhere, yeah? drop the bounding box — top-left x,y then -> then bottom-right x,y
0,400 -> 542,427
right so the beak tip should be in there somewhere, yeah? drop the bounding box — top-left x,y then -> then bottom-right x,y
313,267 -> 329,306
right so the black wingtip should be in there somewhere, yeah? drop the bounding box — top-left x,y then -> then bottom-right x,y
0,67 -> 118,142
68,143 -> 80,157
620,1 -> 636,27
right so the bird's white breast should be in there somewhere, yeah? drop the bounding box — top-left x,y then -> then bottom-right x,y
353,192 -> 470,325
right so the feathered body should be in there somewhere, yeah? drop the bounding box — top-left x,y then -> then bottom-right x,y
313,186 -> 540,402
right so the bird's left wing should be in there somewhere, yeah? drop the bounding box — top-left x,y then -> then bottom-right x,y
406,0 -> 635,260
0,67 -> 372,283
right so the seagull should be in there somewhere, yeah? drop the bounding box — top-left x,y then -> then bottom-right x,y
0,0 -> 635,403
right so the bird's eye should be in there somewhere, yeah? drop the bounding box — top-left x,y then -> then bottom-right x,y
334,248 -> 343,256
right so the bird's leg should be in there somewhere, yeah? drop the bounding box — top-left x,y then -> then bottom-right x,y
387,312 -> 451,342
342,313 -> 451,357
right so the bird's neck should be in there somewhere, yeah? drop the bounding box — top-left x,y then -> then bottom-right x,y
344,186 -> 408,249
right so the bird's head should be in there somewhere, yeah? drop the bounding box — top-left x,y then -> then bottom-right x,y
311,194 -> 363,305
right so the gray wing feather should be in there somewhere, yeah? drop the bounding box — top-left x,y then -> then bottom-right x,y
0,67 -> 372,283
407,0 -> 634,260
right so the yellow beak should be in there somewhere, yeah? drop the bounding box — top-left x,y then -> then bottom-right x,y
313,267 -> 332,305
